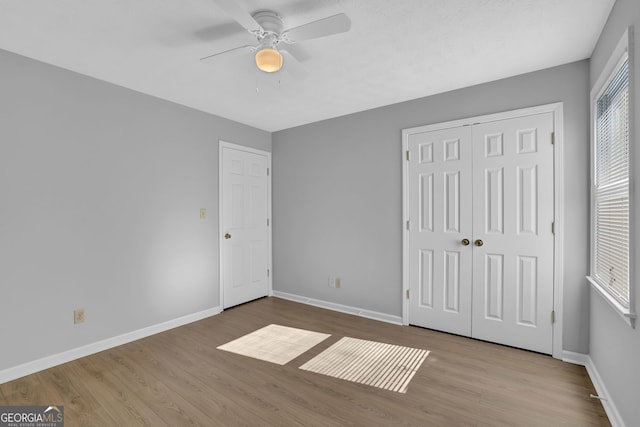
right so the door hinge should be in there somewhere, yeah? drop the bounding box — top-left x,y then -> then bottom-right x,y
551,132 -> 555,145
267,218 -> 270,226
552,222 -> 555,234
406,289 -> 410,299
267,167 -> 270,176
551,310 -> 555,324
406,150 -> 410,161
267,269 -> 270,278
406,220 -> 411,230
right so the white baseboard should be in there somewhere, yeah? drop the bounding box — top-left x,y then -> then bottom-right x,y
562,351 -> 625,427
0,306 -> 222,385
561,350 -> 591,366
273,291 -> 403,325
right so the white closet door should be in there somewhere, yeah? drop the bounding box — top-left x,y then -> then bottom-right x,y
406,110 -> 556,354
471,112 -> 554,354
407,126 -> 473,336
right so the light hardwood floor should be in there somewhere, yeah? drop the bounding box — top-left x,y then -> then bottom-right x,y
0,297 -> 609,426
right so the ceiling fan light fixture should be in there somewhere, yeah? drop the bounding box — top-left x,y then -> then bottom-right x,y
255,47 -> 283,73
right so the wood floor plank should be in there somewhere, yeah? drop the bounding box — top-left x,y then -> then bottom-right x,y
0,297 -> 609,426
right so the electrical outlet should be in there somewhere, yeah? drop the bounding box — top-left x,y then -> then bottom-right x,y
74,309 -> 85,324
329,277 -> 341,288
200,208 -> 206,220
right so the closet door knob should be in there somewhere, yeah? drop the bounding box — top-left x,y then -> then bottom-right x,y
474,239 -> 484,247
461,238 -> 470,246
224,233 -> 232,239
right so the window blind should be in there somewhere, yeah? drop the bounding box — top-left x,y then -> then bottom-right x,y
594,57 -> 630,308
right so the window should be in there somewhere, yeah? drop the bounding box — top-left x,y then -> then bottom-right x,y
593,56 -> 630,306
589,28 -> 635,326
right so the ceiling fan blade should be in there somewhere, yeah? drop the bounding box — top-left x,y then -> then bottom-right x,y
213,0 -> 263,33
283,13 -> 351,43
280,49 -> 308,79
200,45 -> 256,64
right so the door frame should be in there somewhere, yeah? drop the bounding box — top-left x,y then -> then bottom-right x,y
218,140 -> 273,309
402,103 -> 564,359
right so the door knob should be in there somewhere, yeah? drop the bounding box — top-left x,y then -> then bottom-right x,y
224,233 -> 232,239
474,239 -> 484,247
461,238 -> 470,246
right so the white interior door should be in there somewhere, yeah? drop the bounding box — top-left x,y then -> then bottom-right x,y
471,112 -> 554,354
406,110 -> 556,354
407,126 -> 473,336
220,143 -> 270,309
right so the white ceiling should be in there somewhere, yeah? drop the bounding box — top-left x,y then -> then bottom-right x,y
0,0 -> 615,132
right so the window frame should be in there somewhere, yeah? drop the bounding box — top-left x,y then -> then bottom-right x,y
588,27 -> 637,328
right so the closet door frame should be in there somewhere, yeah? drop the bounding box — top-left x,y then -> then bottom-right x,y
402,103 -> 564,360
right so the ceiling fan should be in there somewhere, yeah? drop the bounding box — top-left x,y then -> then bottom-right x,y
201,0 -> 351,75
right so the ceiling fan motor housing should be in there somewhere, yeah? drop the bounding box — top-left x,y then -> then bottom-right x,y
252,11 -> 284,38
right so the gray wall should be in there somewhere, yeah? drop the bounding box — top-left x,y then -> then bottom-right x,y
273,60 -> 590,353
589,0 -> 640,425
0,49 -> 270,372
